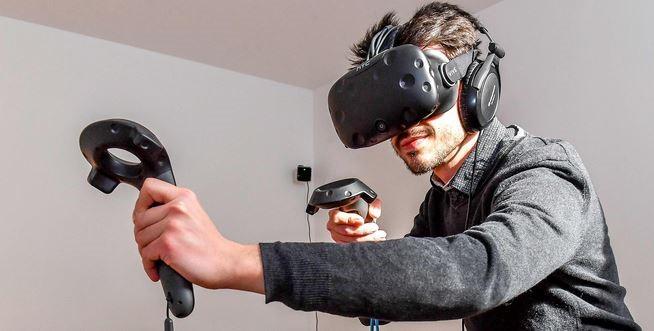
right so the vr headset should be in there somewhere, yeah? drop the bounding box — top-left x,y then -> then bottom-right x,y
328,25 -> 505,149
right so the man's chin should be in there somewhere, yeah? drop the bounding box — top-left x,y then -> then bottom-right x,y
402,154 -> 434,175
393,142 -> 438,175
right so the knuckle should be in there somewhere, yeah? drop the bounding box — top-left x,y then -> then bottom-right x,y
169,201 -> 188,215
143,178 -> 155,189
343,226 -> 356,235
160,253 -> 172,265
134,231 -> 143,245
160,234 -> 175,253
166,218 -> 182,232
179,188 -> 196,200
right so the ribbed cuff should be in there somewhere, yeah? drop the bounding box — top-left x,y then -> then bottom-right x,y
259,242 -> 332,311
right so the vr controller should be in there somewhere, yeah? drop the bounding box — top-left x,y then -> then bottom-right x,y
79,119 -> 194,319
306,178 -> 377,217
306,178 -> 389,327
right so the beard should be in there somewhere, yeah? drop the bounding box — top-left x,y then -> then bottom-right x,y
392,123 -> 465,175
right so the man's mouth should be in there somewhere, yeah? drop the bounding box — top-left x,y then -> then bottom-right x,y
399,135 -> 429,150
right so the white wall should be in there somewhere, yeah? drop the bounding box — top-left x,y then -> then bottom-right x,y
312,0 -> 652,330
0,16 -> 314,330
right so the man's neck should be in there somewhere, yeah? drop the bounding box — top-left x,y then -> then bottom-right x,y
433,132 -> 480,185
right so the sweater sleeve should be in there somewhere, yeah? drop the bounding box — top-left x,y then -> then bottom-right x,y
259,164 -> 587,321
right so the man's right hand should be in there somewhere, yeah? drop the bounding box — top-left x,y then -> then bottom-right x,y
326,198 -> 386,243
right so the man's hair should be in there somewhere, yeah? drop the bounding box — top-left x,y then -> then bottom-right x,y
350,2 -> 482,68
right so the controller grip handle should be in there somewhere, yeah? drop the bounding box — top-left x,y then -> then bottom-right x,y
339,198 -> 370,220
158,260 -> 194,318
149,202 -> 194,318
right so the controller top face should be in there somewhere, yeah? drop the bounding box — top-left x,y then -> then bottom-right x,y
306,178 -> 377,215
79,119 -> 176,193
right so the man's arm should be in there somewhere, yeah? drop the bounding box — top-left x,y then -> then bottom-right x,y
259,164 -> 586,320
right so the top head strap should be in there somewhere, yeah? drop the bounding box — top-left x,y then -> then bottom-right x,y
366,25 -> 399,60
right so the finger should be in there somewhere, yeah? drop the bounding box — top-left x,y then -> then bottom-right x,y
142,257 -> 159,282
371,230 -> 387,241
134,217 -> 169,249
328,209 -> 364,226
330,231 -> 359,243
140,239 -> 163,282
327,222 -> 379,237
133,178 -> 180,217
133,202 -> 168,231
367,198 -> 382,222
332,229 -> 387,243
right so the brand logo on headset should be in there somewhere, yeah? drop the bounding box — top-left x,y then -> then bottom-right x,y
356,60 -> 372,71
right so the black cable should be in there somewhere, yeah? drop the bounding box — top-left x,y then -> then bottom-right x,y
462,128 -> 483,331
463,129 -> 482,231
304,181 -> 318,331
306,182 -> 312,243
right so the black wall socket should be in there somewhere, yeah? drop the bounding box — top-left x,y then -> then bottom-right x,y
297,165 -> 312,182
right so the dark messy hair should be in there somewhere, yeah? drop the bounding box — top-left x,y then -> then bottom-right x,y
349,2 -> 481,68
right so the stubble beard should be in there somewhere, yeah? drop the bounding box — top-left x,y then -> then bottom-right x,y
393,124 -> 464,175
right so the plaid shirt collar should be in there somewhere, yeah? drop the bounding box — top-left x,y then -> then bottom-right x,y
430,118 -> 520,195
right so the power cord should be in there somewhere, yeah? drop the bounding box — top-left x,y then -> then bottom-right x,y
306,182 -> 312,243
305,181 -> 318,331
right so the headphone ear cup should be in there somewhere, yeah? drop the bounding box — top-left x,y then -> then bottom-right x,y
460,60 -> 482,132
477,64 -> 500,129
460,60 -> 500,132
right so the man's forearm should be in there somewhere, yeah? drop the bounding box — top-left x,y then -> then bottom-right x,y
224,243 -> 265,294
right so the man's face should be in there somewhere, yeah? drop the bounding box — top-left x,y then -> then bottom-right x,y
390,105 -> 466,175
389,48 -> 467,175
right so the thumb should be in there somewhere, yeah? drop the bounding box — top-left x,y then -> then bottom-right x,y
367,198 -> 382,222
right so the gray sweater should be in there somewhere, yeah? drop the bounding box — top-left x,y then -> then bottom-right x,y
260,119 -> 640,330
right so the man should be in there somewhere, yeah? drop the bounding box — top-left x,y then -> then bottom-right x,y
132,2 -> 640,330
